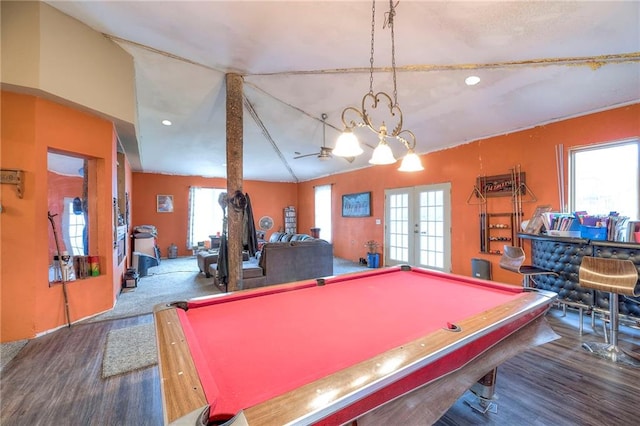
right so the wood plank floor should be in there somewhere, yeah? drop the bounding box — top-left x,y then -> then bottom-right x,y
2,308 -> 640,425
1,315 -> 163,426
436,309 -> 640,426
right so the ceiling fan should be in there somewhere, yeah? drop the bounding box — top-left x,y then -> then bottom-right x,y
293,114 -> 354,163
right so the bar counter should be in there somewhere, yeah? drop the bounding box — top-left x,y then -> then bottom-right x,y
518,233 -> 640,319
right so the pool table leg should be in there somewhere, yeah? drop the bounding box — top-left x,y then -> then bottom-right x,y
465,368 -> 498,414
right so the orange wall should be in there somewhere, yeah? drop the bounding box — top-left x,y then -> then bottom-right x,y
2,90 -> 636,343
1,91 -> 119,341
298,104 -> 640,284
131,173 -> 297,257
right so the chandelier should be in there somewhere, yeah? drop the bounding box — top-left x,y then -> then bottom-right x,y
333,0 -> 424,172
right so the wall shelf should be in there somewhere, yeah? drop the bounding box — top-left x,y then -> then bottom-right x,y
284,206 -> 296,234
480,212 -> 522,255
474,166 -> 532,255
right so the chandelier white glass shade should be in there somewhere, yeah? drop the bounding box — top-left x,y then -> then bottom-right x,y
332,129 -> 364,157
334,0 -> 424,172
398,150 -> 424,172
368,125 -> 395,165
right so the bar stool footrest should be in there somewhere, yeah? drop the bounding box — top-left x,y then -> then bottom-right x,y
581,342 -> 640,367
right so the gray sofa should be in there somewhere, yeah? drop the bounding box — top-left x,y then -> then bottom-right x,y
210,238 -> 333,291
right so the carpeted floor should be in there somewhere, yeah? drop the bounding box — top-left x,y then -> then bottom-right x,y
84,256 -> 219,323
86,255 -> 369,323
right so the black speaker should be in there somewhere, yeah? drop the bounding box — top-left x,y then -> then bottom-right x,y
471,258 -> 492,280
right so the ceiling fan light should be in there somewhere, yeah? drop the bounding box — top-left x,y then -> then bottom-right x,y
369,141 -> 396,165
398,150 -> 424,172
333,130 -> 363,157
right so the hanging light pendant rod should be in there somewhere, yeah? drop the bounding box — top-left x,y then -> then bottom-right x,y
333,0 -> 423,172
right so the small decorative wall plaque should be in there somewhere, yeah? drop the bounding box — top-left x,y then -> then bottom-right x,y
0,169 -> 24,198
476,173 -> 526,198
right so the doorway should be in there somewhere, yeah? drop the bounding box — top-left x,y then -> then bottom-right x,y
384,184 -> 451,272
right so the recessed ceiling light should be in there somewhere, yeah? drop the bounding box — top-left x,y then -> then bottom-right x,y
465,76 -> 481,86
161,119 -> 172,126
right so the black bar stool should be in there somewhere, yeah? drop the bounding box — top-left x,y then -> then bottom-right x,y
499,245 -> 558,289
499,245 -> 588,334
579,256 -> 640,367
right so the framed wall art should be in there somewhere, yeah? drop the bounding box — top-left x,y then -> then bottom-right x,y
342,192 -> 371,217
157,195 -> 174,213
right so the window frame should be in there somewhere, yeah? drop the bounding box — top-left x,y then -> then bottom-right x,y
187,187 -> 226,249
568,138 -> 639,219
314,184 -> 332,242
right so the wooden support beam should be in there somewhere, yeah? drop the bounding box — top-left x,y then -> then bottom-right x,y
226,73 -> 244,292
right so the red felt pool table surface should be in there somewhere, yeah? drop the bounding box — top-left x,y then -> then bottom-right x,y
154,266 -> 557,425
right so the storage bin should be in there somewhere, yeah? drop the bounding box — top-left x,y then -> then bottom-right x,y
580,225 -> 607,241
471,258 -> 492,280
124,267 -> 139,288
168,243 -> 178,259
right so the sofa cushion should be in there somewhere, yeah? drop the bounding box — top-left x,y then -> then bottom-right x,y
242,259 -> 263,279
269,232 -> 285,242
267,232 -> 313,243
280,233 -> 294,242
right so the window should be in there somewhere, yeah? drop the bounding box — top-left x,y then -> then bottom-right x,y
187,187 -> 226,249
570,139 -> 639,219
314,185 -> 332,242
63,197 -> 86,256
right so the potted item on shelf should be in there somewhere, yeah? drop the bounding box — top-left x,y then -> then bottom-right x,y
364,240 -> 380,268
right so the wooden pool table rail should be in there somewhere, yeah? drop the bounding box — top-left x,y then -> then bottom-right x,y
154,306 -> 209,425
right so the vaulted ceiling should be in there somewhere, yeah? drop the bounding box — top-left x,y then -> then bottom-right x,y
46,1 -> 640,182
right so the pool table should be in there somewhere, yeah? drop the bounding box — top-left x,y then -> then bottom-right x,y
154,265 -> 557,425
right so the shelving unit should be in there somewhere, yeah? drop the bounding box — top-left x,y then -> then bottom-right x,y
470,166 -> 535,255
480,213 -> 519,254
284,206 -> 297,234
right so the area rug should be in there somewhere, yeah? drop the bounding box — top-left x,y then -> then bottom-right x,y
102,323 -> 158,378
0,339 -> 29,372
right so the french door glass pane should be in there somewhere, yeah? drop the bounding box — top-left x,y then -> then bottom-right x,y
389,193 -> 409,263
419,189 -> 445,269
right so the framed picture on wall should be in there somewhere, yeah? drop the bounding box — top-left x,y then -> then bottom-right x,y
157,195 -> 174,213
342,192 -> 371,217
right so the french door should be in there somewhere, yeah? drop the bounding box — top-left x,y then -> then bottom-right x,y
384,184 -> 451,272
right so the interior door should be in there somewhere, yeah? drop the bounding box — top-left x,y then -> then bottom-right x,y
385,184 -> 451,272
